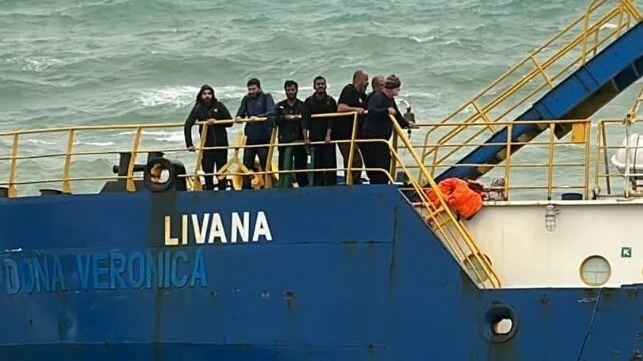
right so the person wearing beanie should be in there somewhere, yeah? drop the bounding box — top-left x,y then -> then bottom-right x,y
360,74 -> 416,184
183,84 -> 234,190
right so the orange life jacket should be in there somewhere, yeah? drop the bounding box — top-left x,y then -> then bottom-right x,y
424,178 -> 483,220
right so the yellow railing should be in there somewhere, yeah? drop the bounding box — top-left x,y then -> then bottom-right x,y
0,112 -> 500,288
419,0 -> 641,177
5,102 -> 643,284
395,119 -> 593,201
595,87 -> 643,196
1,112 -> 637,203
387,115 -> 501,288
0,114 -> 362,197
0,123 -> 192,198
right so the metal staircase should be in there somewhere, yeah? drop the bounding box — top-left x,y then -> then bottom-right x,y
420,0 -> 642,182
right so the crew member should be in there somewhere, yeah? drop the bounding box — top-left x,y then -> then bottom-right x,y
301,76 -> 337,186
235,78 -> 275,189
273,80 -> 309,187
360,74 -> 415,184
184,84 -> 233,190
366,74 -> 385,104
336,70 -> 368,184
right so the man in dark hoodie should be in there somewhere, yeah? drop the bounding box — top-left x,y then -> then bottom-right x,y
235,78 -> 276,189
272,80 -> 309,188
184,84 -> 233,190
360,74 -> 416,184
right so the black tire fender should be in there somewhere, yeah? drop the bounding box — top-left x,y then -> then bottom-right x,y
143,157 -> 176,192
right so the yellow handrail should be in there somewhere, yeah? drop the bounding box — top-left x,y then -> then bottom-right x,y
388,115 -> 501,288
595,86 -> 643,196
0,115 -> 595,199
1,107 -> 642,288
0,111 -> 503,288
393,118 -> 592,201
419,0 -> 640,177
5,110 -> 637,284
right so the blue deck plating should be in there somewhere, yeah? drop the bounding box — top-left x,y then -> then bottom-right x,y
437,21 -> 643,182
0,186 -> 640,361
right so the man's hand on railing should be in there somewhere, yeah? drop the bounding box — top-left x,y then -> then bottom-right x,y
324,133 -> 331,144
206,119 -> 216,125
388,107 -> 396,116
187,146 -> 196,152
408,121 -> 419,129
234,116 -> 243,123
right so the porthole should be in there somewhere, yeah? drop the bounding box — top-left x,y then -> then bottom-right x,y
482,303 -> 519,343
579,255 -> 611,286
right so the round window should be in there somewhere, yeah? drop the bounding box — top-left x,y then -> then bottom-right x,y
580,255 -> 611,286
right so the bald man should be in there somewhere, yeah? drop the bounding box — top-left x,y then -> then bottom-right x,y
366,74 -> 385,104
335,70 -> 369,184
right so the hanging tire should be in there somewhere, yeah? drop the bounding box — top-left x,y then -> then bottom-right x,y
143,157 -> 176,192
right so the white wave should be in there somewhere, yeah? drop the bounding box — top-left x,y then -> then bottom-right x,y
207,85 -> 252,101
153,131 -> 184,143
6,56 -> 70,72
135,85 -> 199,108
74,141 -> 115,146
600,23 -> 617,30
410,36 -> 435,43
23,138 -> 57,145
405,91 -> 440,100
444,39 -> 461,45
117,130 -> 184,143
135,85 -> 251,108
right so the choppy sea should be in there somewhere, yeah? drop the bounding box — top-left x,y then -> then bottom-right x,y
0,0 -> 641,196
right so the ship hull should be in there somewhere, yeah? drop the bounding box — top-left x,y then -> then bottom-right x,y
0,186 -> 640,361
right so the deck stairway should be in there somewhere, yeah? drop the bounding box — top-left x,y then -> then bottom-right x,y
420,0 -> 642,184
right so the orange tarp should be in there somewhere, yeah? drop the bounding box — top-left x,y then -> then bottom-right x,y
425,178 -> 483,220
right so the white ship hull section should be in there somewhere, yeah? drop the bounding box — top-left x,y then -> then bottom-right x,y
466,200 -> 643,288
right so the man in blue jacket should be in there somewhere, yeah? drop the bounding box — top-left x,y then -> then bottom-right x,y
235,78 -> 276,189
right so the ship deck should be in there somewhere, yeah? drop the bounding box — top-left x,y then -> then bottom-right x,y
0,1 -> 642,359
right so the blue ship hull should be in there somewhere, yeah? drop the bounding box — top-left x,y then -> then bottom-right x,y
0,186 -> 640,360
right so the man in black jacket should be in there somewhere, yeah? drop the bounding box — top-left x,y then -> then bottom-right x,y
184,84 -> 233,190
302,76 -> 337,187
272,80 -> 309,188
360,74 -> 416,184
